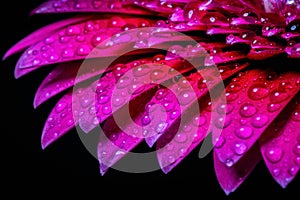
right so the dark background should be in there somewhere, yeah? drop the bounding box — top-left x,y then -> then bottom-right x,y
1,0 -> 299,197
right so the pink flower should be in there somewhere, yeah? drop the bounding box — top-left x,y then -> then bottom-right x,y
4,0 -> 299,194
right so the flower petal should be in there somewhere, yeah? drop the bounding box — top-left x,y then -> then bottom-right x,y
3,16 -> 92,60
32,0 -> 154,15
213,68 -> 300,167
214,143 -> 261,195
16,17 -> 154,69
34,59 -> 109,108
259,93 -> 300,188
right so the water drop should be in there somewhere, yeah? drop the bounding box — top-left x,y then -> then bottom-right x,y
251,114 -> 269,128
288,167 -> 298,176
155,89 -> 169,100
295,144 -> 300,156
113,64 -> 127,78
265,147 -> 283,163
215,116 -> 231,129
112,97 -> 124,107
240,103 -> 257,117
168,155 -> 175,164
76,45 -> 90,56
102,106 -> 111,115
233,142 -> 248,155
235,126 -> 253,139
163,102 -> 175,112
267,103 -> 281,112
44,36 -> 55,44
214,136 -> 225,148
48,54 -> 59,62
116,76 -> 131,89
295,157 -> 300,166
175,133 -> 188,143
170,110 -> 180,120
133,65 -> 151,77
142,115 -> 151,125
178,90 -> 194,105
292,111 -> 300,121
81,97 -> 91,108
270,90 -> 289,103
228,82 -> 242,93
248,84 -> 269,100
56,101 -> 67,113
226,92 -> 239,102
98,95 -> 109,104
66,26 -> 81,36
217,104 -> 234,114
272,168 -> 281,177
225,159 -> 234,167
150,69 -> 165,81
61,48 -> 74,58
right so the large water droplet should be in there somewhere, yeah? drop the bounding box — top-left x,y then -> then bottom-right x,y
235,126 -> 253,139
265,147 -> 283,163
98,95 -> 109,104
155,89 -> 169,100
175,133 -> 188,143
228,82 -> 242,93
272,168 -> 281,177
170,110 -> 180,119
61,48 -> 74,58
270,90 -> 289,103
102,106 -> 111,115
292,111 -> 300,121
240,103 -> 257,117
233,142 -> 248,155
215,116 -> 232,129
225,159 -> 234,167
66,26 -> 81,36
214,136 -> 225,148
112,97 -> 124,107
76,45 -> 91,56
150,69 -> 165,81
267,103 -> 281,112
142,115 -> 151,125
251,114 -> 269,128
116,76 -> 131,89
56,101 -> 67,113
178,90 -> 194,105
248,84 -> 269,100
81,97 -> 92,108
133,65 -> 150,77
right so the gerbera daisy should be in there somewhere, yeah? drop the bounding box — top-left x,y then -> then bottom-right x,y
3,0 -> 300,195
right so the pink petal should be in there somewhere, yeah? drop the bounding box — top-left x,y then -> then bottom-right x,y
213,69 -> 300,167
34,59 -> 109,108
16,17 -> 155,69
97,86 -> 158,175
77,57 -> 194,133
259,93 -> 300,188
214,143 -> 261,195
3,16 -> 92,59
41,91 -> 77,149
156,95 -> 212,173
145,62 -> 249,147
32,0 -> 154,15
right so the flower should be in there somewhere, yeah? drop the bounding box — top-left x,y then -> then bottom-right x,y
4,0 -> 299,194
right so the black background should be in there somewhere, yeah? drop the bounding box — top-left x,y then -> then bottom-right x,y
1,0 -> 299,197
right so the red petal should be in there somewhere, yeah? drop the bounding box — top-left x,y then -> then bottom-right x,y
213,69 -> 300,167
259,93 -> 300,188
214,143 -> 261,195
32,0 -> 154,15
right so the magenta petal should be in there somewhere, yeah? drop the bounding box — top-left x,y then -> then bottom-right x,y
41,91 -> 77,149
34,59 -> 108,108
145,62 -> 249,147
97,86 -> 158,175
16,17 -> 154,69
214,143 -> 261,195
259,93 -> 300,188
213,69 -> 300,166
3,16 -> 91,60
32,0 -> 154,15
156,96 -> 212,173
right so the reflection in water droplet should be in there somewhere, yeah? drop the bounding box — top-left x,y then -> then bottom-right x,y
225,159 -> 234,167
240,103 -> 257,118
235,126 -> 253,139
175,133 -> 188,143
270,90 -> 289,103
248,84 -> 269,100
272,168 -> 281,177
251,114 -> 269,128
214,136 -> 225,148
233,142 -> 248,155
265,147 -> 283,163
267,103 -> 281,112
292,111 -> 300,122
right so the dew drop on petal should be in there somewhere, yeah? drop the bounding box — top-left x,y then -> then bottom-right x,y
240,103 -> 257,117
267,103 -> 281,112
270,90 -> 289,103
235,126 -> 253,139
214,136 -> 225,148
178,90 -> 194,105
225,159 -> 234,167
272,168 -> 281,177
175,133 -> 188,143
291,111 -> 300,122
142,115 -> 151,125
233,142 -> 248,155
55,101 -> 67,113
251,114 -> 269,128
150,69 -> 165,81
102,106 -> 111,115
288,167 -> 299,176
248,84 -> 269,100
265,147 -> 283,163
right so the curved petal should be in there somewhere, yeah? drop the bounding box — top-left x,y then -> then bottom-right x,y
3,16 -> 92,59
259,92 -> 300,188
214,143 -> 261,195
32,0 -> 154,15
213,68 -> 300,167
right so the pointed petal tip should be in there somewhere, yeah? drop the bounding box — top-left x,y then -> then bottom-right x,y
99,163 -> 109,176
